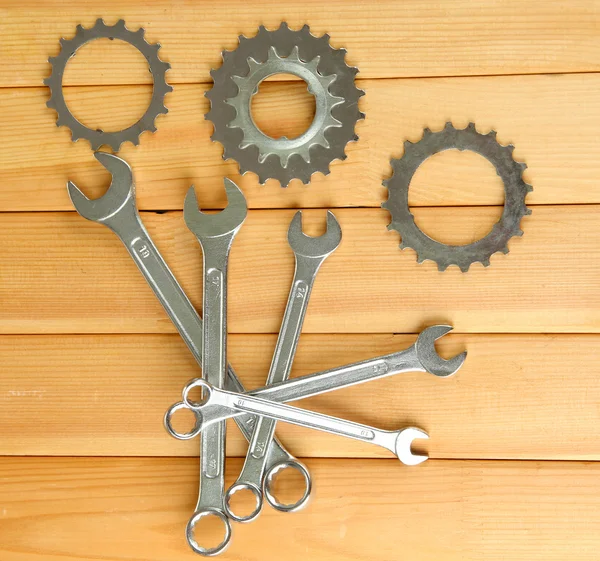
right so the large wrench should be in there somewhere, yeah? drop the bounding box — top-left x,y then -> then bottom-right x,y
67,153 -> 309,554
165,325 -> 466,434
182,182 -> 246,555
181,379 -> 431,466
225,210 -> 342,522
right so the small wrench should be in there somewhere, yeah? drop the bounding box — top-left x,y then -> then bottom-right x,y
225,210 -> 342,522
182,379 -> 430,466
165,325 -> 466,435
68,153 -> 309,554
182,181 -> 246,555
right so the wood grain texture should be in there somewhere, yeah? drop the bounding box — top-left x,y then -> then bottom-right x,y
1,206 -> 598,335
1,333 -> 599,460
3,0 -> 600,87
6,73 -> 600,210
1,457 -> 599,561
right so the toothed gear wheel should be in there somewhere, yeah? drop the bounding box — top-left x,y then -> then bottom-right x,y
205,22 -> 364,186
382,122 -> 533,272
44,19 -> 172,151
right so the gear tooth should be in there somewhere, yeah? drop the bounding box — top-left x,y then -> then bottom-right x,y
488,130 -> 497,139
438,262 -> 449,272
280,21 -> 290,31
506,144 -> 515,153
46,98 -> 55,109
115,19 -> 127,29
382,179 -> 390,188
398,240 -> 407,249
501,246 -> 510,255
459,263 -> 470,273
289,45 -> 300,61
525,207 -> 532,216
423,127 -> 432,138
466,122 -> 476,132
93,18 -> 106,30
75,24 -> 85,36
444,121 -> 454,130
526,184 -> 534,193
135,27 -> 145,37
482,258 -> 491,267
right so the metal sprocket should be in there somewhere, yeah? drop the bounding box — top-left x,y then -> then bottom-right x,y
44,19 -> 172,151
205,22 -> 364,186
382,122 -> 533,272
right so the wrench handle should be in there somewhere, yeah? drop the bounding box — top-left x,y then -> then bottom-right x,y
249,257 -> 320,459
250,344 -> 423,403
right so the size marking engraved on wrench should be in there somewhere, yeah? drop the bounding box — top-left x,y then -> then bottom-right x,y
294,281 -> 308,299
132,239 -> 151,259
204,453 -> 221,478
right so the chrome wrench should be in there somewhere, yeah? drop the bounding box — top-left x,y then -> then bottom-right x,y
182,379 -> 430,466
67,153 -> 309,554
166,325 -> 466,435
225,210 -> 342,522
182,182 -> 245,555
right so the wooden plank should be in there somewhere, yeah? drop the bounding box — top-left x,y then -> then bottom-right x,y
1,456 -> 599,560
3,0 -> 600,87
1,206 -> 598,335
1,333 -> 599,460
3,73 -> 600,211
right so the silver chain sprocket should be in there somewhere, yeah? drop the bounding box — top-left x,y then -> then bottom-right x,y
44,19 -> 172,151
382,122 -> 533,272
205,22 -> 364,186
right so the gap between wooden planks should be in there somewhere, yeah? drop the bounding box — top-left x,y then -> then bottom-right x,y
0,206 -> 598,335
1,457 -> 599,561
2,0 -> 600,87
1,332 -> 599,460
3,73 -> 600,210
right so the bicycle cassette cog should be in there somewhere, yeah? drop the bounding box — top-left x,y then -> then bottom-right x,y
206,22 -> 364,186
382,122 -> 532,272
44,19 -> 172,151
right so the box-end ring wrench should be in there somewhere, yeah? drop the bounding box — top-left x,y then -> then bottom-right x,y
67,153 -> 308,554
165,325 -> 466,434
181,379 -> 431,466
225,210 -> 342,523
182,182 -> 246,555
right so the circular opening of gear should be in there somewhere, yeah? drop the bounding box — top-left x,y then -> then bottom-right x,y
63,38 -> 153,132
250,74 -> 317,141
410,150 -> 504,246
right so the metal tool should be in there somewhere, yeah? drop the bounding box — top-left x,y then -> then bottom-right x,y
67,153 -> 310,554
206,22 -> 364,185
382,122 -> 533,271
180,379 -> 430,466
165,325 -> 466,435
45,19 -> 172,151
225,210 -> 342,522
182,181 -> 246,555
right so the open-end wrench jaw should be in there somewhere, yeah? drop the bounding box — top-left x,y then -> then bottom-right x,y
183,178 -> 248,239
415,325 -> 467,377
287,210 -> 342,259
395,427 -> 429,466
67,152 -> 135,223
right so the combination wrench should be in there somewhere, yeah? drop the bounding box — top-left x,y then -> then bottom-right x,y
224,210 -> 342,523
180,379 -> 431,466
182,182 -> 246,555
67,153 -> 310,554
165,325 -> 466,435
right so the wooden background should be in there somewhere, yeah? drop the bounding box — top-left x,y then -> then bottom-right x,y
1,1 -> 600,559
